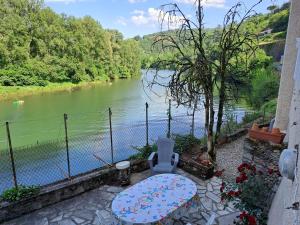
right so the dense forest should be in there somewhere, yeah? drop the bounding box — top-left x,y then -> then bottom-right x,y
0,0 -> 289,98
136,2 -> 289,114
138,2 -> 290,69
0,0 -> 141,86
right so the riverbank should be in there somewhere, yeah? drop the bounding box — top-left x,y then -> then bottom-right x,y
0,81 -> 111,102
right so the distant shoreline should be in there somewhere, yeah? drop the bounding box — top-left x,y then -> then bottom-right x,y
0,81 -> 110,102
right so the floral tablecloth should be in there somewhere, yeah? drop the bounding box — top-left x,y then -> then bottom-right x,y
111,173 -> 198,225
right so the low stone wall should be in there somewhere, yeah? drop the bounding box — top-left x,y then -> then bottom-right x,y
178,158 -> 214,180
243,138 -> 284,171
217,128 -> 248,146
0,159 -> 148,223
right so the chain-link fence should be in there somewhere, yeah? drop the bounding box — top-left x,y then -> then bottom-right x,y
0,102 -> 210,194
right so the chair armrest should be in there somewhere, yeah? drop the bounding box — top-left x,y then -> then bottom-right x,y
172,153 -> 179,168
148,152 -> 157,169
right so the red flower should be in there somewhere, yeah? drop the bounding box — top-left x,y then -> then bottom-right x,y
235,190 -> 241,196
236,172 -> 248,183
241,172 -> 248,181
248,215 -> 257,225
268,168 -> 274,175
228,191 -> 235,197
220,182 -> 225,193
239,211 -> 248,220
238,163 -> 247,172
238,163 -> 256,173
239,212 -> 257,225
220,186 -> 224,193
236,176 -> 241,183
214,169 -> 225,177
251,165 -> 256,173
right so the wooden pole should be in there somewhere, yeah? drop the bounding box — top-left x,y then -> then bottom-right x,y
146,102 -> 149,146
109,108 -> 114,163
5,122 -> 18,188
64,114 -> 71,179
167,99 -> 171,138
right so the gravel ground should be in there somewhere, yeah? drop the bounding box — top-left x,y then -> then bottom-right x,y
216,136 -> 246,182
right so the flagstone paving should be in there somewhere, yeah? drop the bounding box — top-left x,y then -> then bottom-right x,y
3,169 -> 239,225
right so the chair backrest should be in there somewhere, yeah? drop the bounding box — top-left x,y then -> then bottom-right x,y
157,137 -> 175,164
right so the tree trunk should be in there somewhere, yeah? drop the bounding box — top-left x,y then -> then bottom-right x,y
207,93 -> 215,161
215,73 -> 226,144
204,95 -> 209,133
191,98 -> 198,136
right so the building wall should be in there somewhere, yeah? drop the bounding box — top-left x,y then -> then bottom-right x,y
269,0 -> 300,224
274,0 -> 300,131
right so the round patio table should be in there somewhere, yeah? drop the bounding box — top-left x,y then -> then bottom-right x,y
111,173 -> 198,225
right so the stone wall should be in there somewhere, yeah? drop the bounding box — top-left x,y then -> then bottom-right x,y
178,158 -> 214,180
0,159 -> 149,223
243,138 -> 283,171
242,138 -> 283,212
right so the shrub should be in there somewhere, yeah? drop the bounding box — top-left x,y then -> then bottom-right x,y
172,134 -> 201,154
129,144 -> 157,160
247,68 -> 280,109
260,98 -> 277,116
221,112 -> 242,136
220,163 -> 280,225
242,112 -> 262,124
1,185 -> 40,202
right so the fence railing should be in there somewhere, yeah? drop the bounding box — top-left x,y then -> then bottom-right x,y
0,102 -> 208,193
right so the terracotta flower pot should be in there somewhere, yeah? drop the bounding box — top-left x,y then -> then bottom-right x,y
252,123 -> 259,131
271,128 -> 280,134
249,129 -> 286,144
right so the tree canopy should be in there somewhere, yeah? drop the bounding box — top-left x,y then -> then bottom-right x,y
0,0 -> 141,86
138,2 -> 290,69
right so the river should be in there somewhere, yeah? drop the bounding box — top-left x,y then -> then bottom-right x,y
0,70 -> 247,192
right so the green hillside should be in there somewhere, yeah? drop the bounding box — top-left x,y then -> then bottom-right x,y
138,2 -> 290,68
0,0 -> 141,87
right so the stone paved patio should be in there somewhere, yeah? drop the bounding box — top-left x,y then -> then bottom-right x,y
3,169 -> 239,225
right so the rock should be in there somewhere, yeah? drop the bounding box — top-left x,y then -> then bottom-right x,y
217,210 -> 229,216
72,216 -> 85,224
202,197 -> 213,211
50,215 -> 63,222
58,219 -> 76,225
106,187 -> 123,193
207,183 -> 213,192
206,192 -> 221,203
99,192 -> 115,201
97,210 -> 111,219
217,212 -> 240,225
210,176 -> 222,185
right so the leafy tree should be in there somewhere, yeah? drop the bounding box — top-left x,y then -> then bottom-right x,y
0,0 -> 141,86
146,0 -> 262,161
267,5 -> 278,14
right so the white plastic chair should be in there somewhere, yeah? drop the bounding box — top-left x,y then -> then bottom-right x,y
148,137 -> 179,174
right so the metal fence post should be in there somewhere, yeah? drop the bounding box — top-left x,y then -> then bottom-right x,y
63,114 -> 71,179
167,99 -> 171,138
109,108 -> 114,163
145,102 -> 149,146
5,122 -> 18,188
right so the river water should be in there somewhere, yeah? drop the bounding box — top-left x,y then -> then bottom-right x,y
0,70 -> 247,192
